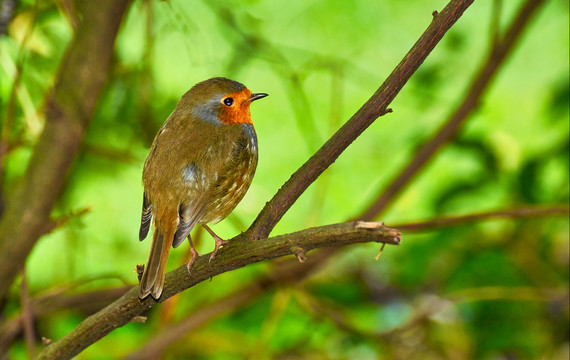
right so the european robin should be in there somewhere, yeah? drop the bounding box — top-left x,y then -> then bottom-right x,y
138,77 -> 267,300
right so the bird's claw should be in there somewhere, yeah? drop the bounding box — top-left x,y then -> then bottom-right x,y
186,246 -> 201,275
209,238 -> 229,264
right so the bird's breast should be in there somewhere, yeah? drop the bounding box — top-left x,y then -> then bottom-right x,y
200,124 -> 258,224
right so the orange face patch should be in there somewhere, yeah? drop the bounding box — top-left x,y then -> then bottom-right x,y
218,88 -> 254,125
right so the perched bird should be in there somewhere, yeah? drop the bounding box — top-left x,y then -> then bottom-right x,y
138,77 -> 267,300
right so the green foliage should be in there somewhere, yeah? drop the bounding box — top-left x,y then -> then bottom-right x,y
0,0 -> 568,359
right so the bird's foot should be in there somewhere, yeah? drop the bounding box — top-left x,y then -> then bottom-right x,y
209,237 -> 228,264
202,224 -> 228,264
186,246 -> 201,274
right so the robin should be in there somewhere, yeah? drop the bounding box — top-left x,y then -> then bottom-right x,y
138,77 -> 267,300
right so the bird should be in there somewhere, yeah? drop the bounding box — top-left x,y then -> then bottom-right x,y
138,77 -> 267,300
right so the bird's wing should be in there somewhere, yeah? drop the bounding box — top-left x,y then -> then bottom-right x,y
172,196 -> 207,248
139,192 -> 153,241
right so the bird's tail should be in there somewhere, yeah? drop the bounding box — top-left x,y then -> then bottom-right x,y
139,224 -> 174,299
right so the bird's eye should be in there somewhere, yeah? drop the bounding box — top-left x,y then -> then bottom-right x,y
223,97 -> 234,106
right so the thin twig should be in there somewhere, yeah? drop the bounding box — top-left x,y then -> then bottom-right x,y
393,205 -> 569,232
490,0 -> 503,49
0,0 -> 39,217
58,0 -> 79,31
82,143 -> 138,164
19,269 -> 35,359
0,0 -> 38,143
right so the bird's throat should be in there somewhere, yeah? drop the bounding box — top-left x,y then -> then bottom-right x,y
221,105 -> 253,125
219,89 -> 254,125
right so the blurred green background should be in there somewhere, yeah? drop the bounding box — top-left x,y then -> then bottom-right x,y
1,0 -> 568,358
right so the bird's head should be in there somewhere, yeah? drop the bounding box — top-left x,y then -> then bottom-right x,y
178,77 -> 268,125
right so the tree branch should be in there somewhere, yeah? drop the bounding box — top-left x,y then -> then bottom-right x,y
0,0 -> 131,300
125,204 -> 567,357
359,0 -> 548,220
124,252 -> 330,360
37,221 -> 400,359
0,287 -> 131,354
393,205 -> 570,232
246,0 -> 475,240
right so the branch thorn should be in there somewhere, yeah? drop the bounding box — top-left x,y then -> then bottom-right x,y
136,264 -> 144,282
374,243 -> 386,260
291,246 -> 307,263
130,316 -> 147,323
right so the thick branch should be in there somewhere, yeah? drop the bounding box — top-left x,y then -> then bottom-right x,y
126,204 -> 567,357
36,221 -> 400,359
0,0 -> 130,300
360,0 -> 548,220
124,253 -> 330,360
246,0 -> 474,240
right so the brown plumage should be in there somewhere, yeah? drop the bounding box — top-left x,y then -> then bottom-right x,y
138,77 -> 267,300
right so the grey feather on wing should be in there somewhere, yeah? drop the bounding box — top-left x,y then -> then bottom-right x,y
139,193 -> 153,241
172,201 -> 205,248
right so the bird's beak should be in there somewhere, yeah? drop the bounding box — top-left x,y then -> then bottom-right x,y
248,93 -> 268,102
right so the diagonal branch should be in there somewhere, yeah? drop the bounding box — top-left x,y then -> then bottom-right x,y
0,0 -> 131,300
36,221 -> 400,359
359,0 -> 548,220
246,0 -> 475,240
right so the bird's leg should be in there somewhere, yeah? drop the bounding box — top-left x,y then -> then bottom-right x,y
186,234 -> 201,273
202,224 -> 228,263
